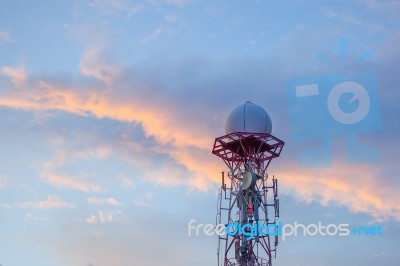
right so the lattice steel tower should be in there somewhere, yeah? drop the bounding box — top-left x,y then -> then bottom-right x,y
213,101 -> 284,266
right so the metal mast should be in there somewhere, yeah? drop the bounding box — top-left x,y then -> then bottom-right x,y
213,132 -> 284,266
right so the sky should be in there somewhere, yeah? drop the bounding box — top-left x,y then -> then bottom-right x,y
0,0 -> 399,265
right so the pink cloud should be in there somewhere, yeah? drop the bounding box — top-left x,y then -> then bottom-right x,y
41,161 -> 102,192
1,66 -> 26,88
0,46 -> 398,222
79,45 -> 121,85
279,161 -> 400,221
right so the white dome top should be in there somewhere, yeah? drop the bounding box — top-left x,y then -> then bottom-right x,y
225,101 -> 272,134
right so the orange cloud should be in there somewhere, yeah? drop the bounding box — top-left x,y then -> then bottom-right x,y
1,46 -> 398,222
278,162 -> 400,221
41,161 -> 102,192
0,59 -> 218,190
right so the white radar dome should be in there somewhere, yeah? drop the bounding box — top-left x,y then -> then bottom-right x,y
225,101 -> 272,134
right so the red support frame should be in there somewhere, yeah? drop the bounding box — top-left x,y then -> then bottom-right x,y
212,132 -> 284,169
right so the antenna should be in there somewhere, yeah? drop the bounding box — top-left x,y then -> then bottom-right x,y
212,101 -> 284,266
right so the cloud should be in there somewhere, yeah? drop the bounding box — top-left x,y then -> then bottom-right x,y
166,0 -> 186,6
88,0 -> 143,17
91,229 -> 105,237
0,56 -> 220,191
133,192 -> 153,207
279,159 -> 400,221
0,175 -> 8,189
1,3 -> 400,265
85,210 -> 126,224
373,250 -> 387,257
18,196 -> 74,209
165,15 -> 178,22
119,176 -> 135,188
89,0 -> 125,9
86,197 -> 121,205
321,6 -> 381,31
41,161 -> 102,192
0,29 -> 12,44
86,214 -> 97,224
141,26 -> 164,44
1,66 -> 26,88
50,193 -> 213,266
361,0 -> 400,12
24,212 -> 50,221
0,33 -> 399,223
79,45 -> 121,85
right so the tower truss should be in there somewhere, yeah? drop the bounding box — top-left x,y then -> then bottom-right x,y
212,132 -> 284,266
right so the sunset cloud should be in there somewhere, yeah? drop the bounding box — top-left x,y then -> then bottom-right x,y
41,161 -> 102,192
0,39 -> 399,222
1,1 -> 400,265
279,160 -> 400,221
0,51 -> 219,191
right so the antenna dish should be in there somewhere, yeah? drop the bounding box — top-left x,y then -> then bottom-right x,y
225,101 -> 272,135
242,172 -> 257,190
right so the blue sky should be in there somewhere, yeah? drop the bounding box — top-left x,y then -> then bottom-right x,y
0,0 -> 400,265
